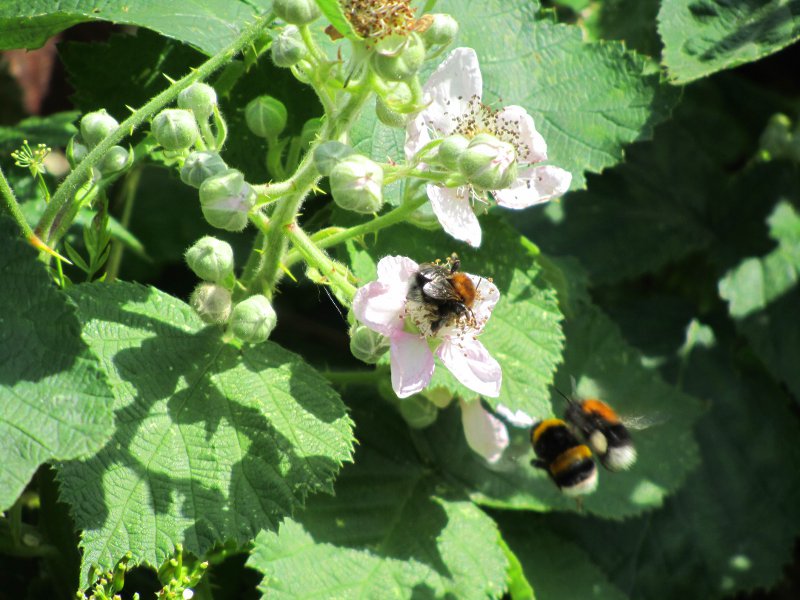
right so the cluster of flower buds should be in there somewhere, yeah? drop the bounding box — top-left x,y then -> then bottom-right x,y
69,109 -> 132,177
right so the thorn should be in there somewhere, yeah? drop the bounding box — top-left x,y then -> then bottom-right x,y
162,73 -> 177,84
28,234 -> 73,265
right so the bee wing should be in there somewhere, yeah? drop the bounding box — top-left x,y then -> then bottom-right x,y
621,412 -> 668,430
421,278 -> 462,302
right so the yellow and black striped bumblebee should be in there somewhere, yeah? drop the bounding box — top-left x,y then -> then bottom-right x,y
530,418 -> 598,496
564,396 -> 637,472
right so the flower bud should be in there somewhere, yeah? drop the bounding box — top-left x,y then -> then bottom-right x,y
190,283 -> 232,325
199,169 -> 256,232
80,110 -> 119,148
230,295 -> 277,344
349,324 -> 390,364
178,83 -> 218,121
458,133 -> 518,190
420,14 -> 459,48
271,25 -> 306,67
330,155 -> 384,214
375,97 -> 407,129
371,32 -> 426,82
67,137 -> 88,168
272,0 -> 321,25
152,109 -> 200,151
397,395 -> 439,429
300,117 -> 323,148
437,134 -> 469,171
313,141 -> 355,176
245,96 -> 287,138
180,151 -> 228,188
98,145 -> 130,175
185,236 -> 234,284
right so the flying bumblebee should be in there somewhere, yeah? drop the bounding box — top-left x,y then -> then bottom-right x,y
530,418 -> 598,497
564,395 -> 637,472
407,253 -> 478,334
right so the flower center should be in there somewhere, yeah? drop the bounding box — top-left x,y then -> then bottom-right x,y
343,0 -> 417,41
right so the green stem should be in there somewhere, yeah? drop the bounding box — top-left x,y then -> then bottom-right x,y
106,166 -> 143,282
36,16 -> 272,243
0,164 -> 35,241
284,220 -> 357,302
299,24 -> 326,64
284,195 -> 427,268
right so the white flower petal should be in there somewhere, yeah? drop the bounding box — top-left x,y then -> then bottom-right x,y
423,47 -> 482,131
495,105 -> 547,163
493,165 -> 572,209
459,398 -> 509,463
428,185 -> 482,247
376,255 -> 419,287
390,331 -> 435,398
405,113 -> 433,161
465,274 -> 500,328
437,338 -> 502,397
353,281 -> 405,336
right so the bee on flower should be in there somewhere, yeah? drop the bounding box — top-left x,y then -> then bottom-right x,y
405,47 -> 573,247
352,254 -> 502,399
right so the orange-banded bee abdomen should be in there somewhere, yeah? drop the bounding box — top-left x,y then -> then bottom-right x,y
531,419 -> 598,497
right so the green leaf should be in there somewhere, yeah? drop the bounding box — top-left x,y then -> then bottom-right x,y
499,521 -> 628,600
247,449 -> 508,599
315,0 -> 360,40
57,282 -> 354,585
0,218 -> 114,511
719,200 -> 800,399
345,216 -> 564,416
658,0 -> 800,84
0,0 -> 271,54
351,0 -> 679,190
584,0 -> 662,56
498,536 -> 535,600
0,111 -> 78,153
418,299 -> 703,519
548,334 -> 800,598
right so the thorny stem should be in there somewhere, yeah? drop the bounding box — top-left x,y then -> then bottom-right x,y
35,16 -> 273,244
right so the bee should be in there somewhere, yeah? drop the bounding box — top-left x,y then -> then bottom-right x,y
561,386 -> 637,472
407,253 -> 478,334
530,418 -> 598,497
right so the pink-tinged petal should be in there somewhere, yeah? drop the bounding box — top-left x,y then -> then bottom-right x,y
493,165 -> 573,209
376,255 -> 419,287
353,281 -> 405,336
422,47 -> 483,134
495,105 -> 547,163
428,185 -> 482,247
495,404 -> 535,428
390,331 -> 435,398
459,398 -> 509,463
437,338 -> 502,397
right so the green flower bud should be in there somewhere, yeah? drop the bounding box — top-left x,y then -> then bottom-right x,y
271,25 -> 306,67
422,386 -> 455,408
375,96 -> 407,129
152,109 -> 200,151
245,95 -> 287,138
420,14 -> 459,48
371,32 -> 426,82
438,134 -> 470,171
330,155 -> 384,214
300,117 -> 323,147
397,395 -> 439,429
67,136 -> 88,168
272,0 -> 321,25
190,283 -> 232,325
349,324 -> 390,364
199,169 -> 256,232
98,145 -> 130,175
178,83 -> 218,121
80,109 -> 119,148
185,236 -> 234,284
313,141 -> 355,176
458,133 -> 518,190
180,151 -> 228,188
230,295 -> 277,344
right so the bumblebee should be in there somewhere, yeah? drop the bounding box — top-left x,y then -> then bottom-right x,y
564,396 -> 637,472
530,418 -> 598,497
407,253 -> 477,334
